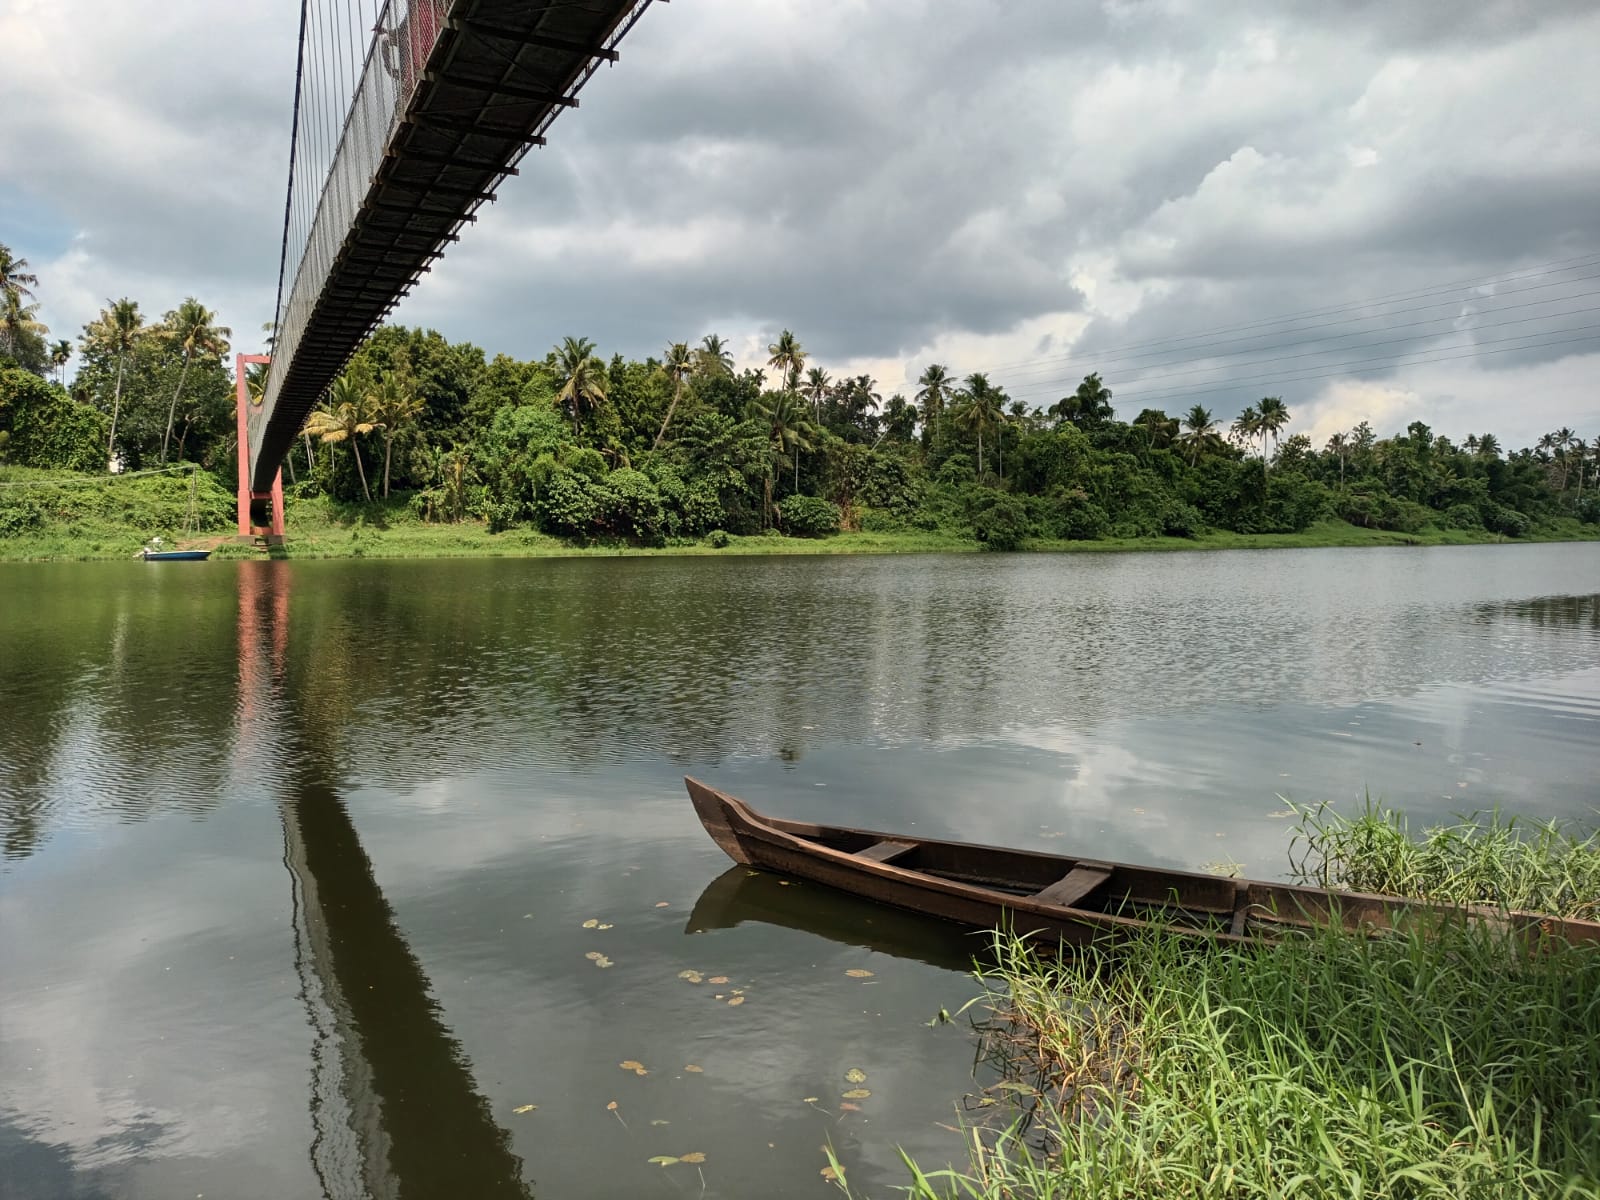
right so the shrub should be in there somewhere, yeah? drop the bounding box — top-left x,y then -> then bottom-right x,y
969,491 -> 1031,551
0,491 -> 46,536
704,529 -> 730,548
1441,502 -> 1483,530
776,494 -> 840,537
1481,501 -> 1531,538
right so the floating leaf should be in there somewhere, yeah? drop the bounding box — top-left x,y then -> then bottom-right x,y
678,970 -> 704,984
680,1152 -> 706,1164
512,1104 -> 537,1114
845,969 -> 875,979
993,1081 -> 1037,1095
844,1067 -> 866,1084
708,976 -> 730,985
684,1064 -> 704,1073
650,1119 -> 670,1126
598,923 -> 614,930
606,1101 -> 618,1111
648,1156 -> 680,1166
802,1096 -> 819,1104
654,901 -> 670,908
620,1060 -> 649,1076
778,880 -> 792,886
976,1096 -> 998,1107
584,951 -> 604,961
592,954 -> 614,968
727,995 -> 746,1006
582,919 -> 599,929
842,1088 -> 871,1099
839,1102 -> 861,1112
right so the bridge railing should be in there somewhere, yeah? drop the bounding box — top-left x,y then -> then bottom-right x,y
253,0 -> 450,471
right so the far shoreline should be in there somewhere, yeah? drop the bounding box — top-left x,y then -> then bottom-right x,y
3,517 -> 1596,564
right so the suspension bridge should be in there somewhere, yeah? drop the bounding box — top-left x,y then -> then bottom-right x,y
236,0 -> 658,538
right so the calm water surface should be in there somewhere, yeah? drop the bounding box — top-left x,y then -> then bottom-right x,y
2,545 -> 1598,1197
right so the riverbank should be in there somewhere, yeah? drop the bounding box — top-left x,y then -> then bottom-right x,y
2,470 -> 1595,561
864,808 -> 1600,1200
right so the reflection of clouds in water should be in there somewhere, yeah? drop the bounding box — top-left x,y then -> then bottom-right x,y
0,818 -> 303,1181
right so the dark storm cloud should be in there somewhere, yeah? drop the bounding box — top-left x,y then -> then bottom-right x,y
5,0 -> 1598,441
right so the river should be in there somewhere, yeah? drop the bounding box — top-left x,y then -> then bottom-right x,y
2,545 -> 1598,1197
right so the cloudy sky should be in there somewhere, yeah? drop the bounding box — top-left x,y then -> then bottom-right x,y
3,0 -> 1598,447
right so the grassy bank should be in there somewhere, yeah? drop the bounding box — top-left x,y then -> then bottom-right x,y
859,810 -> 1600,1200
1,467 -> 1596,562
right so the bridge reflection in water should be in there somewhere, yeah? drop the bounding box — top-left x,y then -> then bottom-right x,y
237,562 -> 534,1199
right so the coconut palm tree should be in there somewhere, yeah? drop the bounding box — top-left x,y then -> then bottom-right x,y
368,373 -> 425,497
1476,433 -> 1500,460
1324,430 -> 1349,489
1179,405 -> 1219,466
159,298 -> 231,464
953,372 -> 1004,478
0,244 -> 38,307
694,333 -> 734,380
803,366 -> 831,420
304,377 -> 380,501
747,390 -> 814,522
1554,427 -> 1576,489
0,293 -> 46,359
653,341 -> 693,450
554,335 -> 608,436
1230,405 -> 1261,453
916,363 -> 953,442
766,329 -> 805,395
84,298 -> 145,471
1256,396 -> 1290,468
50,339 -> 71,385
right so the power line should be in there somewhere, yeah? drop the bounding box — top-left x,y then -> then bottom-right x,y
1004,298 -> 1600,399
999,271 -> 1600,383
1095,327 -> 1600,409
973,250 -> 1600,375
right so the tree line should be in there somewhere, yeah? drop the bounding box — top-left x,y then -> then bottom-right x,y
3,241 -> 1597,547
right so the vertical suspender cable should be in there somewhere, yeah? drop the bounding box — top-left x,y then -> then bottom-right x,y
272,0 -> 312,352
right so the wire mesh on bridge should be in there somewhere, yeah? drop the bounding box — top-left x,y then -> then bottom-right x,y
249,0 -> 655,498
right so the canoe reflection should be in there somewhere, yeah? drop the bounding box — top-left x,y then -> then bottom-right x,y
686,865 -> 985,974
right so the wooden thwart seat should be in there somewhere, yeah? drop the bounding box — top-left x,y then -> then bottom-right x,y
856,839 -> 917,865
1031,862 -> 1113,908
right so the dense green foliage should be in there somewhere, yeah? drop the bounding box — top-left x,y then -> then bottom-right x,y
271,325 -> 1600,550
2,242 -> 1596,549
0,366 -> 107,471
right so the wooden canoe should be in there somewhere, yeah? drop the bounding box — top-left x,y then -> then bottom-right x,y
685,777 -> 1600,948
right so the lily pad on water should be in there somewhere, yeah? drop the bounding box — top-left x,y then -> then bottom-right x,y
678,969 -> 704,984
842,1088 -> 871,1099
620,1060 -> 649,1076
845,969 -> 874,979
512,1104 -> 537,1114
844,1067 -> 867,1084
727,995 -> 746,1006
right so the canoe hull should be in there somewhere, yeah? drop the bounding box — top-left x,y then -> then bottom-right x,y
684,777 -> 1600,949
141,550 -> 211,561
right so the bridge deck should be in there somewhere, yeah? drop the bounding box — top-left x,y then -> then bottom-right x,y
250,0 -> 654,498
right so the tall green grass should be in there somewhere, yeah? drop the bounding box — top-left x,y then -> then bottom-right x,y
855,811 -> 1600,1200
1291,801 -> 1600,921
